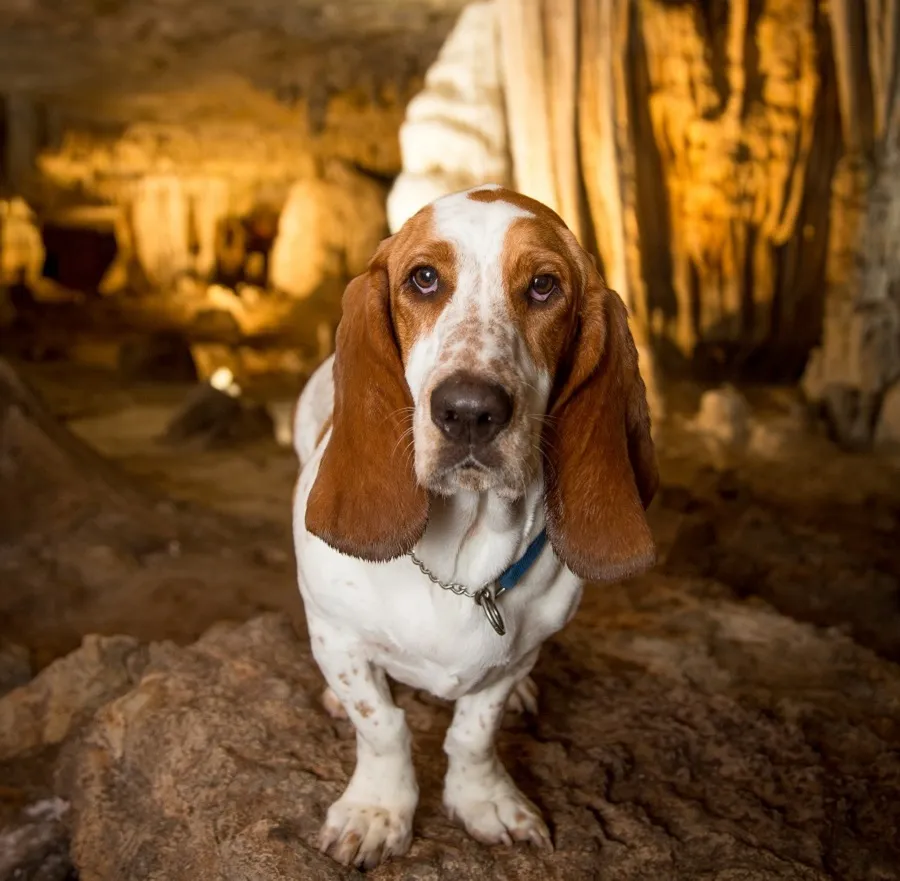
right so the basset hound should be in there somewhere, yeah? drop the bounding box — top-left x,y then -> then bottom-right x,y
292,185 -> 658,869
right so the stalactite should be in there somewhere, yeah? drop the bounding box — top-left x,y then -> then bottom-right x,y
638,0 -> 818,364
542,0 -> 581,245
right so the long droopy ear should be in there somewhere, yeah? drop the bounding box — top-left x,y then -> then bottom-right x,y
543,267 -> 659,583
305,260 -> 429,561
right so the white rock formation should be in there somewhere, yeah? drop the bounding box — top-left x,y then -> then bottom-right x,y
386,1 -> 511,233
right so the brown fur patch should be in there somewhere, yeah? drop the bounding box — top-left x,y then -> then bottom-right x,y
375,207 -> 459,363
305,260 -> 429,562
354,700 -> 374,719
543,272 -> 658,583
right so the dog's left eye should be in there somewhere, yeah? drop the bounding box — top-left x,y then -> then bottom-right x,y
528,274 -> 558,302
410,266 -> 439,295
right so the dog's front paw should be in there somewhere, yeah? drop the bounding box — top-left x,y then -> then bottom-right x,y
319,799 -> 413,869
444,769 -> 552,850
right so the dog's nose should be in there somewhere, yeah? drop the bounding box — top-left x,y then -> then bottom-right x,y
431,374 -> 513,445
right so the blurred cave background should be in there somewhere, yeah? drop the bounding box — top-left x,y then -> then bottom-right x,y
0,2 -> 899,880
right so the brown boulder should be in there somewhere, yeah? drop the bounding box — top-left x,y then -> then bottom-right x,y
1,583 -> 893,880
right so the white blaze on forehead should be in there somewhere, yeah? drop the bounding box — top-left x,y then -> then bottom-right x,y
404,189 -> 535,402
432,189 -> 533,284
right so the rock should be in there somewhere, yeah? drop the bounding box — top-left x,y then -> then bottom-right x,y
117,332 -> 198,383
874,381 -> 900,448
0,590 -> 889,880
267,399 -> 298,449
819,383 -> 881,451
160,380 -> 274,448
0,634 -> 148,762
0,798 -> 72,881
270,162 -> 387,299
689,385 -> 752,450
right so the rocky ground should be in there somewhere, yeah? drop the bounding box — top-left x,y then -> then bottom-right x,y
1,361 -> 899,880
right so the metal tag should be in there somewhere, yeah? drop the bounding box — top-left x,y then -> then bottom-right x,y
475,588 -> 506,636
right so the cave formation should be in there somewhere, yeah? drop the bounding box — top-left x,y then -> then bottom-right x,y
0,2 -> 899,880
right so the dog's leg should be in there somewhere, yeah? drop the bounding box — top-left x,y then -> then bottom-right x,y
310,623 -> 417,869
443,661 -> 552,850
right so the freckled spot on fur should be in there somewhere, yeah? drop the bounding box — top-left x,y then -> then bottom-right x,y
514,810 -> 528,823
479,717 -> 485,729
345,831 -> 361,847
338,673 -> 350,686
355,700 -> 375,718
382,816 -> 390,828
351,667 -> 358,676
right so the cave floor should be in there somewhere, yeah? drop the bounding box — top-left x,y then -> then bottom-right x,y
5,360 -> 897,671
1,360 -> 899,880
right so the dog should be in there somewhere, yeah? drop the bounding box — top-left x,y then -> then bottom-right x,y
292,185 -> 658,869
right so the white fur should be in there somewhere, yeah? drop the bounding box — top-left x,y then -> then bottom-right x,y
293,188 -> 584,868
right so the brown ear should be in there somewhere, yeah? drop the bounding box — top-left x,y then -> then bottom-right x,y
305,261 -> 428,561
543,270 -> 659,583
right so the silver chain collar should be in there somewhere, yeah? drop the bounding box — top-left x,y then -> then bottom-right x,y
407,551 -> 507,636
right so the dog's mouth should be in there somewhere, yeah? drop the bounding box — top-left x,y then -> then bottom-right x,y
426,448 -> 510,495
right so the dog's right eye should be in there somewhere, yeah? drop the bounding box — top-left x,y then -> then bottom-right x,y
410,266 -> 439,295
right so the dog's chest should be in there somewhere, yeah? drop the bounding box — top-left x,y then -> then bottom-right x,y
297,533 -> 581,700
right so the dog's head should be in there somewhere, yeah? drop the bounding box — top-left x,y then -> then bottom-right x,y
306,186 -> 658,582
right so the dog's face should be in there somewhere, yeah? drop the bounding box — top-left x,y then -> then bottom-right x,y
384,188 -> 581,499
306,186 -> 659,583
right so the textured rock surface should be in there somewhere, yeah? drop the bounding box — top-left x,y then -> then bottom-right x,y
2,361 -> 900,879
0,357 -> 298,666
0,594 -> 890,879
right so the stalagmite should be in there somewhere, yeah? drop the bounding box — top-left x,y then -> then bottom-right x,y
386,2 -> 511,233
802,0 -> 900,446
189,178 -> 230,280
130,176 -> 193,288
270,163 -> 386,298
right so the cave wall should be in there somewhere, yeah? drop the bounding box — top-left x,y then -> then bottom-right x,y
387,0 -> 900,445
0,0 -> 469,377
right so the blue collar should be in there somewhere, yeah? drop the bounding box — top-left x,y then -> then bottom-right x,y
497,529 -> 548,593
